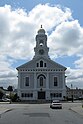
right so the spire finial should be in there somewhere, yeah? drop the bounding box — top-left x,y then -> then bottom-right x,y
41,25 -> 42,28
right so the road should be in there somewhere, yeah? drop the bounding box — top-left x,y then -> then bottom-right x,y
0,103 -> 83,124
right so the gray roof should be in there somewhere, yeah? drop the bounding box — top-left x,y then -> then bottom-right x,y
16,56 -> 67,70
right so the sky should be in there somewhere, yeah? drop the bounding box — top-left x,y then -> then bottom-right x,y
0,0 -> 83,89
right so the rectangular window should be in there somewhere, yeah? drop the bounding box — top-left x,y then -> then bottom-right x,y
40,61 -> 43,67
31,93 -> 33,97
21,93 -> 33,98
44,63 -> 46,67
37,63 -> 39,67
59,93 -> 62,97
21,93 -> 24,97
54,77 -> 58,86
50,93 -> 62,98
25,77 -> 29,86
50,93 -> 53,98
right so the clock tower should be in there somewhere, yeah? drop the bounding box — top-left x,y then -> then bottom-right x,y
17,25 -> 67,101
34,25 -> 49,58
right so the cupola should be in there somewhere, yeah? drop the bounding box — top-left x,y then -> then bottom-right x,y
38,25 -> 45,35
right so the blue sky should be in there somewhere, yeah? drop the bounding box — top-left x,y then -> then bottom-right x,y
0,0 -> 83,89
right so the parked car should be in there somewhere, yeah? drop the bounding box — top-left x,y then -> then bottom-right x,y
50,100 -> 62,109
2,98 -> 10,102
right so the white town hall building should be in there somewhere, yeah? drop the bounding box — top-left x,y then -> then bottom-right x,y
16,26 -> 67,101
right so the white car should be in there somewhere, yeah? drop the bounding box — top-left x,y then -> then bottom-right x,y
2,98 -> 10,102
50,100 -> 62,109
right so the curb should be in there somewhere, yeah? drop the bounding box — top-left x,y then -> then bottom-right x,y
0,108 -> 9,118
0,108 -> 13,115
69,106 -> 83,116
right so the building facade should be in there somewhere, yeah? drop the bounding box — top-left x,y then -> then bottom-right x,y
16,26 -> 67,101
66,86 -> 83,100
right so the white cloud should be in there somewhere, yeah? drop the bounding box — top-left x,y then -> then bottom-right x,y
66,67 -> 83,88
48,20 -> 83,58
28,4 -> 72,29
74,56 -> 83,69
0,4 -> 83,88
0,4 -> 73,60
0,54 -> 17,88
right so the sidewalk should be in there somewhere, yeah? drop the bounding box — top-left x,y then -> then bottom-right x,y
0,103 -> 12,115
0,107 -> 10,115
70,105 -> 83,116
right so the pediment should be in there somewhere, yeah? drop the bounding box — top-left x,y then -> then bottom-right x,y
16,57 -> 67,70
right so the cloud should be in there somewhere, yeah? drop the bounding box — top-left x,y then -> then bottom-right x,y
66,67 -> 83,88
0,4 -> 73,60
0,4 -> 83,88
74,56 -> 83,69
0,5 -> 35,60
28,4 -> 72,29
0,54 -> 17,88
48,20 -> 83,58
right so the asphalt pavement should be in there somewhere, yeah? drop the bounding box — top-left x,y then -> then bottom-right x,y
0,102 -> 83,116
0,102 -> 83,124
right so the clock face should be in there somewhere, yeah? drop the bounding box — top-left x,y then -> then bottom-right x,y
39,49 -> 44,55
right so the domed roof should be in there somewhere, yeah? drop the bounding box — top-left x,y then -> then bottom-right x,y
38,25 -> 45,34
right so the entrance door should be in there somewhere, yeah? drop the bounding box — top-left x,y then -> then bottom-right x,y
38,91 -> 45,99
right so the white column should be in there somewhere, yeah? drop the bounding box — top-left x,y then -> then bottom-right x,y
63,73 -> 66,89
46,72 -> 49,89
34,72 -> 37,89
17,72 -> 21,98
62,72 -> 66,98
18,72 -> 20,89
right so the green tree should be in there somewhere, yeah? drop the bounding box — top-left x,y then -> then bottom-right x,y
7,86 -> 13,103
7,86 -> 13,92
11,93 -> 18,102
0,90 -> 4,99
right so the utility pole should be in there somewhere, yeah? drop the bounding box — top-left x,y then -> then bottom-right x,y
71,84 -> 73,102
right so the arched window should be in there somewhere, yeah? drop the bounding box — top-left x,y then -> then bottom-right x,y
37,74 -> 46,79
39,40 -> 44,46
40,77 -> 43,86
40,60 -> 43,67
